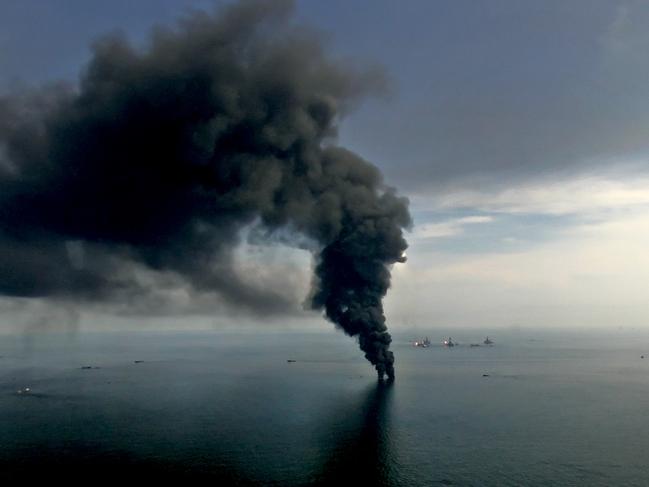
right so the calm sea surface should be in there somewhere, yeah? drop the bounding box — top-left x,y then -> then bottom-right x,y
1,328 -> 648,486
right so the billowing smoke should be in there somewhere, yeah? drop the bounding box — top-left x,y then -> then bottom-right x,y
0,0 -> 410,379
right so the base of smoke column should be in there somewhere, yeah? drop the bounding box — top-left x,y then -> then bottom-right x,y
377,373 -> 395,383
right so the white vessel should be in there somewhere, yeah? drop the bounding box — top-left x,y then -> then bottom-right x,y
443,337 -> 455,347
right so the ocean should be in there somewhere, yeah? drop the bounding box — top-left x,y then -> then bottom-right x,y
1,328 -> 648,486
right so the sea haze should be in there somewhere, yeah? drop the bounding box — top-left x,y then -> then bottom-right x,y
1,329 -> 648,485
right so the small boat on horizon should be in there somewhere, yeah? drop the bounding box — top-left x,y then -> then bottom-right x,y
443,337 -> 455,347
484,336 -> 494,345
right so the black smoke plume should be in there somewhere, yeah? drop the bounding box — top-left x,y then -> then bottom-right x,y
0,0 -> 410,379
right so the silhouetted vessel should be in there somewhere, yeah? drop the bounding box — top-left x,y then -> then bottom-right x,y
443,337 -> 455,347
483,336 -> 494,345
413,337 -> 431,348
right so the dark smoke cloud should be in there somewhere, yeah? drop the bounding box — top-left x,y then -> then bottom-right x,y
0,0 -> 410,378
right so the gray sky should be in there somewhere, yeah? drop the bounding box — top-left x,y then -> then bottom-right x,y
1,0 -> 648,332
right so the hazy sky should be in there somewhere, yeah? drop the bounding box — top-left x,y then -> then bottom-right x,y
1,0 -> 648,331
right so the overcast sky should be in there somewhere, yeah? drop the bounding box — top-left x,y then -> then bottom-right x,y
1,0 -> 648,332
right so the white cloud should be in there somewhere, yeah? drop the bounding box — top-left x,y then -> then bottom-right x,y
413,215 -> 494,240
387,207 -> 649,329
456,215 -> 493,224
412,175 -> 649,216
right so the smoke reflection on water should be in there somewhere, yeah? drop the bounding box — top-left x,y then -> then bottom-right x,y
312,381 -> 397,486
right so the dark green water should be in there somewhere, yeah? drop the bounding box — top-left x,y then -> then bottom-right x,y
1,329 -> 648,485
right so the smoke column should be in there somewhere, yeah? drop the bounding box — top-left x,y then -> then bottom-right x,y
0,0 -> 410,379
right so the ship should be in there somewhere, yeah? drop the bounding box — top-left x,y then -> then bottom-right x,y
443,337 -> 455,347
483,336 -> 494,345
413,336 -> 431,348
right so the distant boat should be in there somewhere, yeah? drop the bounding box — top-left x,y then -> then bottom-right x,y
483,336 -> 494,345
470,343 -> 481,348
287,359 -> 296,363
443,337 -> 455,347
413,337 -> 431,348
